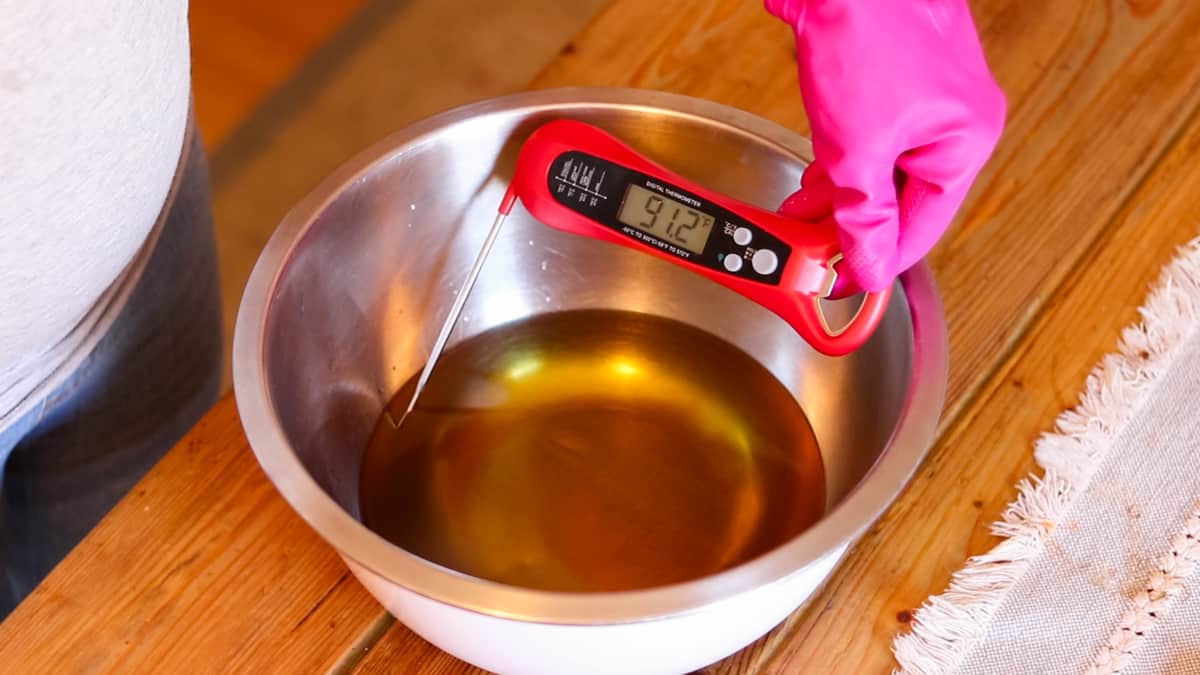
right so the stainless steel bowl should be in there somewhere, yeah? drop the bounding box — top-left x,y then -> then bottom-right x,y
233,87 -> 947,675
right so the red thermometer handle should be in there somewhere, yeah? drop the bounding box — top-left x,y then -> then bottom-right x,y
502,119 -> 891,356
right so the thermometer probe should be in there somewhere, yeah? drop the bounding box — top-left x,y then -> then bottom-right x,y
390,120 -> 892,429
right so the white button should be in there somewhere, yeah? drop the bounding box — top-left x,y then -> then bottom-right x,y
733,227 -> 753,246
752,249 -> 779,275
723,254 -> 743,272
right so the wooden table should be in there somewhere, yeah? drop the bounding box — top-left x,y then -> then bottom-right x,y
5,1 -> 1200,672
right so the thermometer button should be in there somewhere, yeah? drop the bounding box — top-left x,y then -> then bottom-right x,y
733,226 -> 753,246
752,249 -> 779,275
723,254 -> 744,273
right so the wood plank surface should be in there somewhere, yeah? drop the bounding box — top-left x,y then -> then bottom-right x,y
6,1 -> 1200,674
345,0 -> 1200,667
190,0 -> 370,149
2,2 -> 612,673
764,92 -> 1200,675
526,1 -> 1200,671
0,397 -> 383,673
355,0 -> 1200,668
205,0 -> 611,394
353,620 -> 489,675
532,0 -> 1200,415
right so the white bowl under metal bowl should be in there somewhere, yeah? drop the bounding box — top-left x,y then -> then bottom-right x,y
232,87 -> 947,674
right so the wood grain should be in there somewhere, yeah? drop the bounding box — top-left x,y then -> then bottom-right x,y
765,86 -> 1200,675
527,0 -> 1200,670
0,397 -> 383,673
206,0 -> 610,395
533,0 -> 1200,415
353,620 -> 489,675
7,1 -> 1200,674
1,2 -> 615,672
190,0 -> 370,149
532,0 -> 810,135
352,0 -> 1200,671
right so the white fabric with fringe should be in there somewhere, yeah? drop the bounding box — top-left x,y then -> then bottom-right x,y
893,237 -> 1200,675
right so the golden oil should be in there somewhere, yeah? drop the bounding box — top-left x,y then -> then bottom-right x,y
359,309 -> 824,592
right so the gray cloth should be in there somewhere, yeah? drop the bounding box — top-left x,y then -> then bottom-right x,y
895,241 -> 1200,675
0,119 -> 222,618
957,337 -> 1200,674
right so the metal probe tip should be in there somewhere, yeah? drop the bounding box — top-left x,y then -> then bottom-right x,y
390,207 -> 511,430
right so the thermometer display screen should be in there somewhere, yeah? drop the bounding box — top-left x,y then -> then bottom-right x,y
617,184 -> 715,254
545,149 -> 791,286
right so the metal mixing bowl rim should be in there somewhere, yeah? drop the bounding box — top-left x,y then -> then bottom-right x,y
232,86 -> 948,625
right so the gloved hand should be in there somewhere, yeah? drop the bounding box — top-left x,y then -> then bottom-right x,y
766,0 -> 1006,293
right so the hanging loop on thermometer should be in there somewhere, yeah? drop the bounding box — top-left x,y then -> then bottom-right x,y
503,119 -> 892,356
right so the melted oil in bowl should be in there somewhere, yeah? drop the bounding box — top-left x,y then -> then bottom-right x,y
359,309 -> 825,592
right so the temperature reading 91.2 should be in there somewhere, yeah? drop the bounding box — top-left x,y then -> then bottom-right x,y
617,184 -> 715,254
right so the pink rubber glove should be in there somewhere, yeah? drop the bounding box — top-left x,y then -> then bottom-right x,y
766,0 -> 1006,292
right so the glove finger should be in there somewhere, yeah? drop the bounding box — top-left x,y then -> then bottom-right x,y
777,161 -> 835,220
893,122 -> 1002,273
823,160 -> 902,293
776,163 -> 863,299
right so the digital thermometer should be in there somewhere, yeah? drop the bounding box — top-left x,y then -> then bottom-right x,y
390,119 -> 892,430
501,119 -> 892,356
